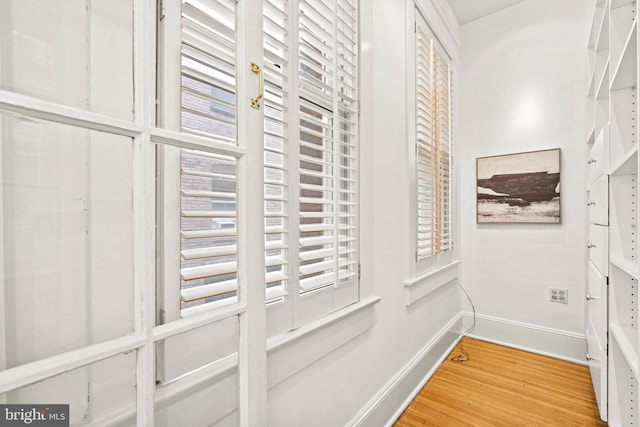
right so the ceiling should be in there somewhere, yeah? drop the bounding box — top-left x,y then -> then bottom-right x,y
447,0 -> 528,25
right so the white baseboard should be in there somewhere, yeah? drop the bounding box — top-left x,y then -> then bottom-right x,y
347,313 -> 463,427
463,312 -> 588,365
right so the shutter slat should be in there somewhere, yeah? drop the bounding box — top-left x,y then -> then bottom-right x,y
300,247 -> 335,261
182,229 -> 236,239
181,261 -> 237,281
299,272 -> 335,292
300,260 -> 334,276
266,285 -> 288,301
300,235 -> 334,247
181,210 -> 237,218
181,278 -> 237,302
300,223 -> 334,232
181,245 -> 237,260
181,190 -> 237,199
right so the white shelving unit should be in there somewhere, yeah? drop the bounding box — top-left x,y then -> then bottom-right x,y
587,0 -> 639,424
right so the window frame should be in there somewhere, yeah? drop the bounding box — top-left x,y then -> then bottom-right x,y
408,3 -> 457,279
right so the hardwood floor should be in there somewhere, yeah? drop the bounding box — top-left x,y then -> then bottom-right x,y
394,338 -> 608,426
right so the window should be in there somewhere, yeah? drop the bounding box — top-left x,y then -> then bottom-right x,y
157,0 -> 359,330
264,0 -> 360,334
415,13 -> 452,271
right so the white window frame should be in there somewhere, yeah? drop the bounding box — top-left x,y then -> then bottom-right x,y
415,13 -> 453,274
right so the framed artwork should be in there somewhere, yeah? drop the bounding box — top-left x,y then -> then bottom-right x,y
476,148 -> 561,224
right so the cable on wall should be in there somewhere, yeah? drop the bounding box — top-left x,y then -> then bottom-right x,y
450,280 -> 476,362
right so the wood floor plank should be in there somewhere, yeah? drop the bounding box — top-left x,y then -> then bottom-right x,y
394,338 -> 608,426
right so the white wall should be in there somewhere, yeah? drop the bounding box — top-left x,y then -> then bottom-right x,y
459,0 -> 592,360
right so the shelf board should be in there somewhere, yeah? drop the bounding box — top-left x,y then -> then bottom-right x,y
610,144 -> 638,175
611,21 -> 638,91
610,324 -> 639,380
595,7 -> 610,53
611,255 -> 640,279
611,0 -> 635,9
595,59 -> 610,100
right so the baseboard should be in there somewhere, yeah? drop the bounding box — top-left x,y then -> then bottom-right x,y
463,312 -> 588,365
347,313 -> 462,427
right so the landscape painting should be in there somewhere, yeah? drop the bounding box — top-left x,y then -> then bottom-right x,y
476,148 -> 561,224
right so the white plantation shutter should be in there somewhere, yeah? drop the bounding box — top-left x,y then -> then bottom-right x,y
416,25 -> 435,259
263,0 -> 290,302
181,0 -> 237,143
297,0 -> 358,296
164,0 -> 359,324
262,0 -> 359,329
335,0 -> 359,287
416,17 -> 451,261
179,150 -> 239,315
177,0 -> 240,316
298,0 -> 335,295
434,49 -> 451,253
298,96 -> 337,291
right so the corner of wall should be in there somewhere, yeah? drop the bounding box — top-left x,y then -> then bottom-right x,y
464,312 -> 588,365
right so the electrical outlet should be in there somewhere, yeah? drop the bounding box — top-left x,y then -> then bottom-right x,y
549,287 -> 568,304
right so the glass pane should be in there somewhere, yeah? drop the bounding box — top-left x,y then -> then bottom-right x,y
155,317 -> 238,427
157,316 -> 238,383
1,352 -> 137,426
2,113 -> 135,370
0,0 -> 134,120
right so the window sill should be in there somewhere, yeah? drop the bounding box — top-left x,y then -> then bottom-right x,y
153,295 -> 382,402
266,295 -> 381,388
405,260 -> 460,306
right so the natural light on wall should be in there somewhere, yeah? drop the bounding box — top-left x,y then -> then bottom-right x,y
510,90 -> 542,132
